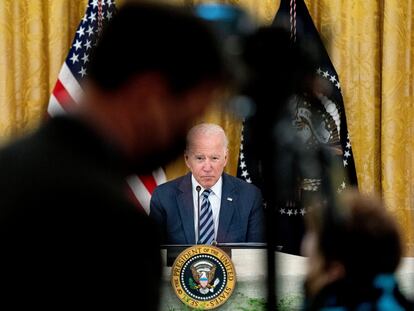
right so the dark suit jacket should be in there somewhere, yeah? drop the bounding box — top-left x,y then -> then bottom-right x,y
149,172 -> 264,244
0,117 -> 161,309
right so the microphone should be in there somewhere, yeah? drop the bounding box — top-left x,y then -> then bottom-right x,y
196,185 -> 201,244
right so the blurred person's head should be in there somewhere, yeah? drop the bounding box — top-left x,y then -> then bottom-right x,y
184,123 -> 228,189
302,190 -> 403,297
81,2 -> 227,173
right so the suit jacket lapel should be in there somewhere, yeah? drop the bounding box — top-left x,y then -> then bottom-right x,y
217,173 -> 236,243
177,173 -> 196,244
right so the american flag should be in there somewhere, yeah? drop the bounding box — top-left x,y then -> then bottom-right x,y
47,0 -> 166,214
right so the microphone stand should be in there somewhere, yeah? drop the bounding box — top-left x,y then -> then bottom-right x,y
196,185 -> 201,244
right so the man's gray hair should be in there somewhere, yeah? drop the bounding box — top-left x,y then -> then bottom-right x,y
186,123 -> 229,151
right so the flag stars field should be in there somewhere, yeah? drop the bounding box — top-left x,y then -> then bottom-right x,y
70,53 -> 79,64
84,40 -> 92,50
73,40 -> 82,50
76,26 -> 85,38
79,67 -> 87,77
86,26 -> 94,36
88,12 -> 97,23
82,53 -> 89,64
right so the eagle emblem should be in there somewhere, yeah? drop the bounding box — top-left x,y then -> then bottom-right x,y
189,260 -> 220,295
171,245 -> 236,309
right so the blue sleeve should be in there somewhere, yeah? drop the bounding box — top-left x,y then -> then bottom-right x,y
149,188 -> 167,243
246,187 -> 265,242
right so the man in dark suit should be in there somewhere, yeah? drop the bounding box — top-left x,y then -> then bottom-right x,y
150,124 -> 264,245
0,3 -> 226,309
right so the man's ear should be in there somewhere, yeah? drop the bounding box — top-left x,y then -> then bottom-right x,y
223,149 -> 228,166
184,152 -> 190,168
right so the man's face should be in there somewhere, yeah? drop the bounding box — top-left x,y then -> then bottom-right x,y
185,132 -> 228,189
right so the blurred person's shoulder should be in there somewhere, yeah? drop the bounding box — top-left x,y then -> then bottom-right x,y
0,116 -> 128,210
0,116 -> 124,178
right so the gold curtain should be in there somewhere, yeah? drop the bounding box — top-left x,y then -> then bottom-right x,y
303,0 -> 414,255
0,0 -> 89,142
0,0 -> 413,253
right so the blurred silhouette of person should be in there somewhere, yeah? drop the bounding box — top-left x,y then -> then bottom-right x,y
149,123 -> 264,245
0,2 -> 227,309
301,190 -> 414,310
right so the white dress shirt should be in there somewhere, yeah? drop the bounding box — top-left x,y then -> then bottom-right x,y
191,174 -> 222,243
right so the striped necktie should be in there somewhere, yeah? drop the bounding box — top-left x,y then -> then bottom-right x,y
198,189 -> 214,244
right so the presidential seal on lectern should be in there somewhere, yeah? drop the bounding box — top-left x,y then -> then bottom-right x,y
171,245 -> 236,309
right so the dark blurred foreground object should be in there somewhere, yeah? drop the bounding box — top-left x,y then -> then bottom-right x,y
194,3 -> 341,309
237,0 -> 358,255
0,2 -> 227,309
302,191 -> 414,311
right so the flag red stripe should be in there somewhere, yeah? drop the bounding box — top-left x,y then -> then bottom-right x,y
139,174 -> 158,194
52,80 -> 76,110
